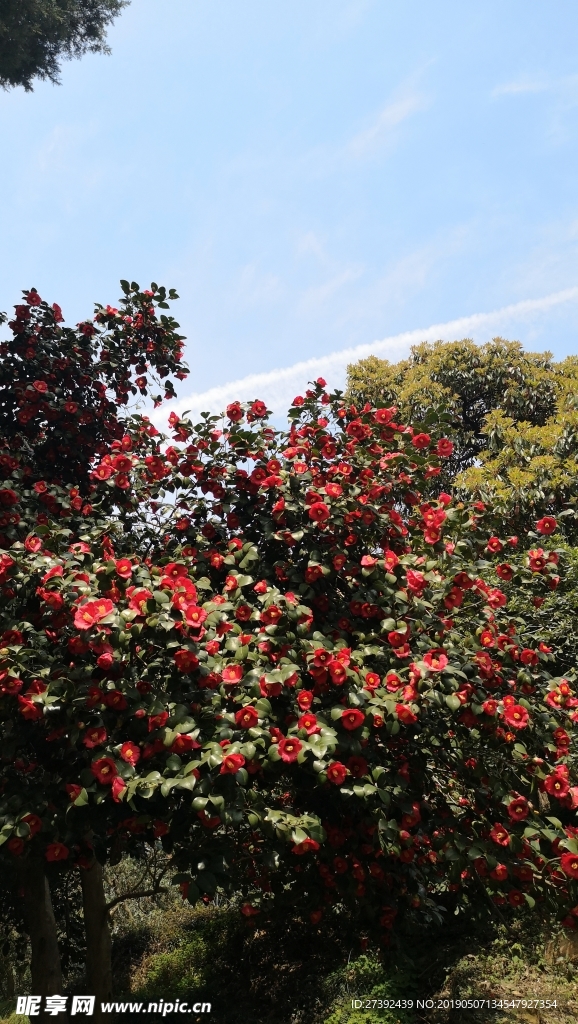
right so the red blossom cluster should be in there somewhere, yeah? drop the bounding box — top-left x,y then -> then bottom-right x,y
0,324 -> 577,938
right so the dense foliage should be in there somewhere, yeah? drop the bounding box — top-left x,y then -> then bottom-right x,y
1,291 -> 577,961
0,0 -> 128,91
346,340 -> 578,535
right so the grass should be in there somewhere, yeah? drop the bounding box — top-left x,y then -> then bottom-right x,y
1,900 -> 576,1024
112,904 -> 578,1024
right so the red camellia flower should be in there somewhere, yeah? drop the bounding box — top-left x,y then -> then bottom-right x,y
308,502 -> 330,523
1,629 -> 23,645
326,761 -> 347,785
73,598 -> 114,630
292,838 -> 320,854
411,433 -> 431,449
406,569 -> 426,593
503,704 -> 529,730
24,535 -> 43,553
45,843 -> 69,862
92,464 -> 113,481
374,406 -> 395,424
423,650 -> 448,672
507,796 -> 529,821
520,648 -> 538,667
560,852 -> 578,879
553,726 -> 570,748
363,671 -> 380,691
508,889 -> 525,907
260,605 -> 282,625
65,784 -> 83,801
222,664 -> 243,685
128,588 -> 153,615
115,558 -> 133,579
536,516 -> 557,535
240,903 -> 260,916
496,563 -> 513,581
183,605 -> 207,628
544,770 -> 570,799
22,813 -> 42,837
489,823 -> 510,846
527,548 -> 547,573
235,604 -> 252,622
360,554 -> 378,568
347,755 -> 368,778
340,709 -> 365,731
313,648 -> 333,667
0,489 -> 19,506
83,726 -> 107,749
486,536 -> 503,554
148,711 -> 169,732
250,400 -> 267,418
8,838 -> 24,856
297,690 -> 314,710
328,662 -> 346,684
220,753 -> 246,774
235,706 -> 259,729
174,649 -> 199,673
18,696 -> 43,720
1,677 -> 23,695
298,713 -> 319,735
171,734 -> 200,754
385,672 -> 402,692
396,704 -> 417,725
436,438 -> 454,457
120,741 -> 141,766
111,777 -> 127,803
226,401 -> 243,422
90,757 -> 118,784
278,737 -> 302,762
112,454 -> 132,473
490,863 -> 508,881
103,690 -> 128,710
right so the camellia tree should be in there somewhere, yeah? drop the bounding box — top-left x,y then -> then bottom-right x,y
1,292 -> 578,1005
0,281 -> 188,1008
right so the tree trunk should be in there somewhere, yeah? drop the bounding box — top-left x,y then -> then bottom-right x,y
80,858 -> 113,1023
18,859 -> 63,1000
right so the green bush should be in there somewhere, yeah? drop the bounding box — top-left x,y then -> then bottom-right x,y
322,954 -> 414,1024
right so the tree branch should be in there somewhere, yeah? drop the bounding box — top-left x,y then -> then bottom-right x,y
106,886 -> 169,914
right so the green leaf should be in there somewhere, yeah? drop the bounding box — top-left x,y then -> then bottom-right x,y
445,694 -> 461,712
546,816 -> 563,829
186,882 -> 201,905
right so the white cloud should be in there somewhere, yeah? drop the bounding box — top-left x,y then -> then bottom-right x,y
492,77 -> 550,97
150,286 -> 578,429
298,267 -> 363,312
233,263 -> 284,307
347,91 -> 429,157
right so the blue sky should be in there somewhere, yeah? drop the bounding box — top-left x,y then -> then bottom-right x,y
2,1 -> 578,417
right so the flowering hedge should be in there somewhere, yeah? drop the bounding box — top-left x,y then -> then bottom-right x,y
1,287 -> 578,942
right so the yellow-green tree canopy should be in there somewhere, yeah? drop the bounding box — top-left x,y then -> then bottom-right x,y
346,338 -> 578,529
